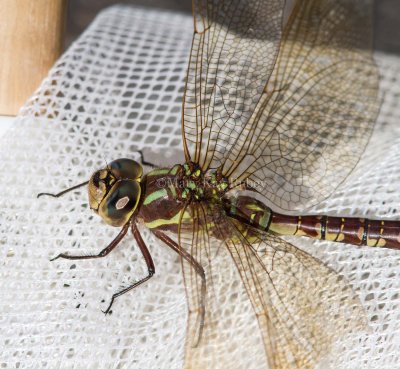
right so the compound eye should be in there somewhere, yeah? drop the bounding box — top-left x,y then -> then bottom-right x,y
109,158 -> 142,181
98,179 -> 141,227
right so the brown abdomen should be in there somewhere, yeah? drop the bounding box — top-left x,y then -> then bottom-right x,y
269,214 -> 400,250
224,195 -> 400,250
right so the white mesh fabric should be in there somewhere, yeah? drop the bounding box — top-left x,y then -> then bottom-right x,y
1,5 -> 400,368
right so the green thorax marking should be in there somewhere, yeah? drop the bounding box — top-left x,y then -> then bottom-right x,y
181,162 -> 205,201
181,162 -> 229,202
146,168 -> 170,177
143,188 -> 168,205
142,165 -> 182,206
143,162 -> 230,208
140,163 -> 232,230
146,165 -> 180,177
209,171 -> 229,193
144,209 -> 192,229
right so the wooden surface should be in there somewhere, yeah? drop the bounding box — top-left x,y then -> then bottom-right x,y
0,0 -> 67,116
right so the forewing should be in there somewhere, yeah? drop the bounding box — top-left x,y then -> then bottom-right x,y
182,0 -> 285,167
225,0 -> 380,211
176,202 -> 367,368
184,0 -> 380,212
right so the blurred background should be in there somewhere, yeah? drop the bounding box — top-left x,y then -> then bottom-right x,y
0,0 -> 399,118
66,0 -> 400,54
66,0 -> 191,47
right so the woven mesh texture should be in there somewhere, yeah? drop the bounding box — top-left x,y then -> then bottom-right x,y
1,5 -> 400,368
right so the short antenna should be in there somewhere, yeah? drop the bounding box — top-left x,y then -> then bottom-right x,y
37,180 -> 89,198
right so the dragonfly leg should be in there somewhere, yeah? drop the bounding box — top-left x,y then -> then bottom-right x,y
50,223 -> 130,261
153,229 -> 206,347
102,222 -> 155,314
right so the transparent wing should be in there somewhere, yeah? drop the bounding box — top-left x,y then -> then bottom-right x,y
176,202 -> 367,369
225,0 -> 380,211
225,221 -> 368,368
177,202 -> 262,369
182,0 -> 285,166
183,0 -> 380,211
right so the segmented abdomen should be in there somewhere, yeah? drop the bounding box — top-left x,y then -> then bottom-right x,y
269,213 -> 400,249
225,195 -> 400,250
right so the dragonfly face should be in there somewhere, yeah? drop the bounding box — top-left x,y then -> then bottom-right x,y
88,158 -> 143,227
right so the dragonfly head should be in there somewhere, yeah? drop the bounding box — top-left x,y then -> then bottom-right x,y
88,158 -> 143,227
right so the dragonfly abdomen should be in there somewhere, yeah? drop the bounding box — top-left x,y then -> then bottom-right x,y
225,195 -> 400,250
269,214 -> 400,250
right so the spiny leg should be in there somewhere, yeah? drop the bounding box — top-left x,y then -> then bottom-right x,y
51,223 -> 130,261
153,229 -> 206,347
103,222 -> 155,314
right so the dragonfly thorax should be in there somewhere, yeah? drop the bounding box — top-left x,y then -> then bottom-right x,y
137,163 -> 230,231
181,162 -> 229,201
88,158 -> 143,227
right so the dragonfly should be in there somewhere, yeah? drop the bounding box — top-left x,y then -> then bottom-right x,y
38,0 -> 400,368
